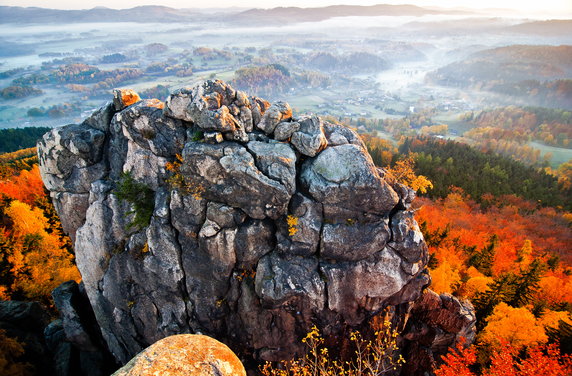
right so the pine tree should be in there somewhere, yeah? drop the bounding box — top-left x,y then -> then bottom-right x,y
468,234 -> 498,277
473,274 -> 516,330
420,220 -> 450,247
507,259 -> 545,308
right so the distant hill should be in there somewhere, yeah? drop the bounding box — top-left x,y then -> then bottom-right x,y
0,4 -> 473,24
233,4 -> 472,24
426,45 -> 572,108
0,5 -> 203,24
428,45 -> 572,86
404,17 -> 508,34
506,19 -> 572,36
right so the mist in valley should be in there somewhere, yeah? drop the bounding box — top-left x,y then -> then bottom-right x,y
1,5 -> 571,164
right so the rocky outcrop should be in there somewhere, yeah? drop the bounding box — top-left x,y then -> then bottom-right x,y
38,80 -> 431,367
112,334 -> 246,376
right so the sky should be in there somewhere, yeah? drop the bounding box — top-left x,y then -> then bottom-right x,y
0,0 -> 571,16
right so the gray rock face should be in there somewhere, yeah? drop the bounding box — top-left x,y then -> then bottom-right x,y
256,101 -> 292,135
50,281 -> 118,376
50,192 -> 89,244
321,248 -> 410,324
274,121 -> 300,141
181,142 -> 291,219
290,115 -> 328,157
37,123 -> 106,194
323,122 -> 367,148
164,81 -> 253,142
389,210 -> 427,265
276,193 -> 322,257
320,220 -> 390,261
38,80 -> 431,366
52,281 -> 98,352
255,253 -> 325,310
300,143 -> 399,221
246,140 -> 297,195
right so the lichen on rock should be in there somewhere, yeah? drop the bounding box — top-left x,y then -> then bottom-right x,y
38,80 -> 438,368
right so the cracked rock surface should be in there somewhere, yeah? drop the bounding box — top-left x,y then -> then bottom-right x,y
38,80 -> 432,366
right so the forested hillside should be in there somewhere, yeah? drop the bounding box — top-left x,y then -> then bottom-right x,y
399,136 -> 571,209
0,127 -> 51,153
362,132 -> 572,374
461,106 -> 572,149
426,46 -> 572,108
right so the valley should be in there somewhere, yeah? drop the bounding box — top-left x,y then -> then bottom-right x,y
2,6 -> 571,169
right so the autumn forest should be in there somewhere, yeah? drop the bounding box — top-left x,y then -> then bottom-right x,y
0,120 -> 570,374
1,2 -> 572,375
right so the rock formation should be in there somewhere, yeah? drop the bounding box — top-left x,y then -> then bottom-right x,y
112,334 -> 246,376
401,291 -> 476,375
38,80 -> 436,368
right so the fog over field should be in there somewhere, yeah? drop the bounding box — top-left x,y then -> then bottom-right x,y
1,4 -> 571,163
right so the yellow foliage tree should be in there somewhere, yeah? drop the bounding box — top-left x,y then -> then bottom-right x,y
430,261 -> 461,294
4,201 -> 48,238
385,154 -> 433,194
556,159 -> 572,191
463,275 -> 494,299
516,239 -> 533,269
0,286 -> 9,301
539,310 -> 572,330
3,200 -> 80,301
480,302 -> 547,350
537,275 -> 572,305
420,124 -> 448,136
465,266 -> 483,278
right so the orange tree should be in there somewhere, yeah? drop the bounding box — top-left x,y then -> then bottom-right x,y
0,151 -> 80,304
435,341 -> 572,376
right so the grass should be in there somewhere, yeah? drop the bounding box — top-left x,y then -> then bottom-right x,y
115,171 -> 155,231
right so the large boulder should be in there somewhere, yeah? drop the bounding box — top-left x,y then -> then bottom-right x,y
300,143 -> 398,221
112,334 -> 246,376
38,80 -> 431,368
164,81 -> 253,142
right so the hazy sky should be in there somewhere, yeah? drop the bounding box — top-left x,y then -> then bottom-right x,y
1,0 -> 571,15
